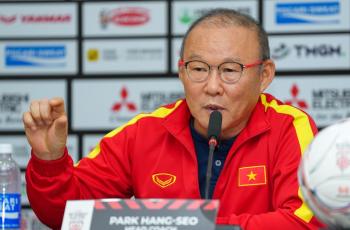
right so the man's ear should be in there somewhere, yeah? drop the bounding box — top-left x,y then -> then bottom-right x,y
259,59 -> 276,93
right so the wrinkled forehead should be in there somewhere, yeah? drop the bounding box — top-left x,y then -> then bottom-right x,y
184,21 -> 259,48
183,23 -> 260,61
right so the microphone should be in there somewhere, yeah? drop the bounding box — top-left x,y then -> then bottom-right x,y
205,110 -> 222,199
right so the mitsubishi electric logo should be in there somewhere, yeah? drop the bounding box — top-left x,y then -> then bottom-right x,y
111,87 -> 137,113
285,84 -> 308,110
276,1 -> 340,24
110,86 -> 137,124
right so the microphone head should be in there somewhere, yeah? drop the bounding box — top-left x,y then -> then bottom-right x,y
207,110 -> 222,140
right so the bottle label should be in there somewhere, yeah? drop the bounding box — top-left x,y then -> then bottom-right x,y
0,193 -> 21,229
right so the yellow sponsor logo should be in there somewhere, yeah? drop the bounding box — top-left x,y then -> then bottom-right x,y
152,173 -> 176,188
87,49 -> 99,62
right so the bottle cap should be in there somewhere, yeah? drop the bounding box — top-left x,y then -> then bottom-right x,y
0,144 -> 13,154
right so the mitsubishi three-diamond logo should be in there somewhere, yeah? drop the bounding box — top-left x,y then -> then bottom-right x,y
285,84 -> 308,110
111,87 -> 137,112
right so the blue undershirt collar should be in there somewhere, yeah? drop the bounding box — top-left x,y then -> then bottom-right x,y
190,118 -> 236,199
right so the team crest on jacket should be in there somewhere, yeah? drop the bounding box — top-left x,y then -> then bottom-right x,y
238,165 -> 267,187
152,173 -> 176,188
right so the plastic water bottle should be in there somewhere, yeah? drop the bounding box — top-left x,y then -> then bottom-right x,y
0,144 -> 21,230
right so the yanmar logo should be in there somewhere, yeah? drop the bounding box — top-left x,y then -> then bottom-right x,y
21,14 -> 71,23
0,14 -> 71,24
100,7 -> 150,28
152,173 -> 176,188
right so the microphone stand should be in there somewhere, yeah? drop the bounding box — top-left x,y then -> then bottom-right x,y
205,137 -> 218,199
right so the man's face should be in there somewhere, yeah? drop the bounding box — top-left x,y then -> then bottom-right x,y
179,24 -> 275,139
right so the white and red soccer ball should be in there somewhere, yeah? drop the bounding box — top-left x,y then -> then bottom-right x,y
299,118 -> 350,229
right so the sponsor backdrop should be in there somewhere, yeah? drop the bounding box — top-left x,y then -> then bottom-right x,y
0,0 -> 349,227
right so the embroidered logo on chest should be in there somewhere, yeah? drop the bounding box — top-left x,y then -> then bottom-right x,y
152,173 -> 176,188
238,165 -> 267,187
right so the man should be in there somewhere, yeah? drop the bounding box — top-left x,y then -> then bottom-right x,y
23,9 -> 323,229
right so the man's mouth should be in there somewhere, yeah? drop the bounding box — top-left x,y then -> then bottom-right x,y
205,104 -> 224,111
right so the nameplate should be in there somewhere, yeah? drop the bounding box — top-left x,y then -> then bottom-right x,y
62,199 -> 219,230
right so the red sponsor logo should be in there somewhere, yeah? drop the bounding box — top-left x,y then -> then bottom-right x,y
101,7 -> 150,27
285,84 -> 308,109
111,87 -> 137,112
0,15 -> 16,24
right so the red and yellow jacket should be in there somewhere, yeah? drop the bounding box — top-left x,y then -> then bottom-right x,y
26,93 -> 323,229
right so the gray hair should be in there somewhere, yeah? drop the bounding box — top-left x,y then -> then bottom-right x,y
179,8 -> 270,61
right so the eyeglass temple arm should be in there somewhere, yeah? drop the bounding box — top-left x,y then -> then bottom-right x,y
178,59 -> 185,67
244,60 -> 264,68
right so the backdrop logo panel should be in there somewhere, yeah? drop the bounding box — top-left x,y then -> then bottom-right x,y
0,41 -> 77,75
276,1 -> 340,24
266,76 -> 350,127
83,1 -> 167,36
0,3 -> 77,37
83,39 -> 167,74
0,80 -> 66,130
72,79 -> 184,130
264,0 -> 350,32
269,34 -> 350,71
172,0 -> 258,35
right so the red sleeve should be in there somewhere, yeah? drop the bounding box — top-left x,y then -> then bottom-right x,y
217,113 -> 325,230
26,128 -> 134,229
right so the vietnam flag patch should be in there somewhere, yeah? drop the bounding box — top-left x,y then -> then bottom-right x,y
238,165 -> 267,187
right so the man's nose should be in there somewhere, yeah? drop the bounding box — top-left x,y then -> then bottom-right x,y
206,68 -> 223,95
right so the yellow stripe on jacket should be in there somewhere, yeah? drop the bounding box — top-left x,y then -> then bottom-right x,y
260,94 -> 315,223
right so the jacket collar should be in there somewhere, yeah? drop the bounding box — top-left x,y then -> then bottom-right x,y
162,99 -> 194,153
233,98 -> 271,150
162,97 -> 271,151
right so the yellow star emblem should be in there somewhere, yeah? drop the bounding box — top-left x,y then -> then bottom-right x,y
247,171 -> 257,181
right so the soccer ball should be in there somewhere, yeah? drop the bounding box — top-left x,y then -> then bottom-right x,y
299,118 -> 350,229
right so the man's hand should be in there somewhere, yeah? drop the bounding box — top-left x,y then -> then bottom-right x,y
23,97 -> 68,160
